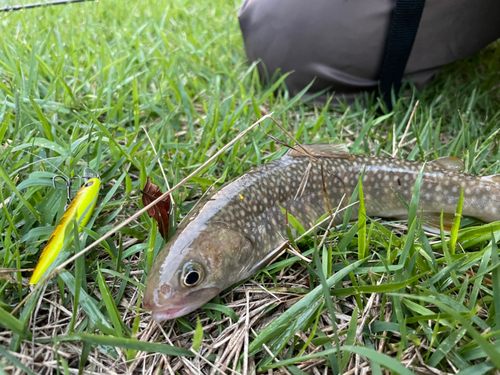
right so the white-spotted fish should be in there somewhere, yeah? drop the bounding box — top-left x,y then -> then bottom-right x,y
143,144 -> 500,320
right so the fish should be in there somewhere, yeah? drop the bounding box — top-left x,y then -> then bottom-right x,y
143,144 -> 500,320
29,178 -> 100,285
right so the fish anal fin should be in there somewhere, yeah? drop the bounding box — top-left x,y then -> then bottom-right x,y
428,156 -> 465,171
287,143 -> 351,158
481,174 -> 500,184
421,213 -> 455,234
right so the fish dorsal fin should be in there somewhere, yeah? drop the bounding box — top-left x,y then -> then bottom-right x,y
428,156 -> 465,171
287,143 -> 350,158
481,174 -> 500,184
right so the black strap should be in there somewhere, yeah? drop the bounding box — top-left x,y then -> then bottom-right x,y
379,0 -> 426,109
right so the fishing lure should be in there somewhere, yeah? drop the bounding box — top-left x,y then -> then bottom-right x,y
29,176 -> 100,285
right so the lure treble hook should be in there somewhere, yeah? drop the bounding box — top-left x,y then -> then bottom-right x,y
52,175 -> 82,209
52,168 -> 100,209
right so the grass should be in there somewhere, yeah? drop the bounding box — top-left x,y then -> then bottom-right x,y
1,0 -> 500,373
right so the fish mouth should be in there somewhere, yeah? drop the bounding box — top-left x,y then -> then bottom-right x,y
147,287 -> 221,321
151,306 -> 194,321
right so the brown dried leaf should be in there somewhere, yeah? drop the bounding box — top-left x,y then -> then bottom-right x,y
141,177 -> 171,240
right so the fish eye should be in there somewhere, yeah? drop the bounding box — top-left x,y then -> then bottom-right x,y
85,181 -> 94,187
181,262 -> 204,287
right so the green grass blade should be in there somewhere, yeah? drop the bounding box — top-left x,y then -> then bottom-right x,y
28,96 -> 54,142
408,163 -> 425,224
262,345 -> 416,375
249,258 -> 366,356
314,247 -> 340,374
100,269 -> 145,291
490,231 -> 500,336
286,366 -> 309,375
342,173 -> 362,231
0,163 -> 41,222
342,308 -> 358,370
96,267 -> 125,337
0,305 -> 32,339
10,287 -> 42,351
456,363 -> 494,375
69,219 -> 82,334
402,294 -> 500,368
201,303 -> 239,322
449,187 -> 464,255
342,346 -> 416,375
59,271 -> 115,335
357,173 -> 367,259
332,273 -> 425,296
192,317 -> 203,352
41,333 -> 194,357
0,345 -> 36,375
427,327 -> 467,367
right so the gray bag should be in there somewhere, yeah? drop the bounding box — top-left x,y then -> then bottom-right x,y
238,0 -> 500,102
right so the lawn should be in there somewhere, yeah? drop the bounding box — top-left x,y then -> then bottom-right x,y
1,0 -> 500,373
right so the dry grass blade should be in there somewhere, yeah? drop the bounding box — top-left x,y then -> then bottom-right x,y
393,99 -> 419,157
142,125 -> 175,210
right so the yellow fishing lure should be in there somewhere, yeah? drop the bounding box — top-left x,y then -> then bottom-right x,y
29,178 -> 100,285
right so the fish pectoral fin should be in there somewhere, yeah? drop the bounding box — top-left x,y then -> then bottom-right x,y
420,213 -> 455,234
428,156 -> 465,171
287,143 -> 351,158
243,242 -> 288,277
480,174 -> 500,184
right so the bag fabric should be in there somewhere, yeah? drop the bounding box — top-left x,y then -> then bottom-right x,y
238,0 -> 500,101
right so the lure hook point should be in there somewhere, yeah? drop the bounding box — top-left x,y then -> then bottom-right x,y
52,175 -> 79,209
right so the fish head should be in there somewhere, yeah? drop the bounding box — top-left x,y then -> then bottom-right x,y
143,221 -> 253,321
